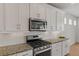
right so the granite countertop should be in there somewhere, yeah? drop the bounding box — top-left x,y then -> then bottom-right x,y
0,43 -> 33,56
46,38 -> 68,44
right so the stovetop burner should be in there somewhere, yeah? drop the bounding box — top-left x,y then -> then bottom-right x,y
26,35 -> 52,56
27,39 -> 51,48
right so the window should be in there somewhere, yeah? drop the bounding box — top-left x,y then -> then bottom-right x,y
69,19 -> 72,25
64,17 -> 67,24
74,20 -> 76,26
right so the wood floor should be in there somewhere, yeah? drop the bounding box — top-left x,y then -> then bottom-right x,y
69,43 -> 79,56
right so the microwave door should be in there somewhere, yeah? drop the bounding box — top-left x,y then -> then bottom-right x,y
29,18 -> 47,31
31,21 -> 40,30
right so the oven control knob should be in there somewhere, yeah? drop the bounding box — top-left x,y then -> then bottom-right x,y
41,47 -> 43,50
44,46 -> 47,48
38,48 -> 40,51
34,49 -> 37,52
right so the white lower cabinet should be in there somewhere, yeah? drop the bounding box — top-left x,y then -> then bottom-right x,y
9,54 -> 17,56
51,40 -> 70,56
16,50 -> 33,56
51,42 -> 62,56
62,40 -> 70,56
10,50 -> 33,56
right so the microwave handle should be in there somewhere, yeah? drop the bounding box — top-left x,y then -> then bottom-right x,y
45,21 -> 47,28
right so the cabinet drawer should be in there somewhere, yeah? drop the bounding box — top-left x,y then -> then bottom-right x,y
9,54 -> 17,56
16,50 -> 33,56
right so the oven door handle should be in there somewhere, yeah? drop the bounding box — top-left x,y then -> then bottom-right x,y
34,47 -> 52,56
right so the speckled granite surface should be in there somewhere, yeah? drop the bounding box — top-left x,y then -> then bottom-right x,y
0,43 -> 33,56
46,38 -> 68,44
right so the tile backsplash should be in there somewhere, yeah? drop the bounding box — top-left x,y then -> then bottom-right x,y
0,31 -> 62,46
0,33 -> 26,46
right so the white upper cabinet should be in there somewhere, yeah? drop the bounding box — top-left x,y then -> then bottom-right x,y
38,4 -> 46,20
46,5 -> 51,31
18,3 -> 29,31
5,3 -> 29,32
5,4 -> 19,32
57,11 -> 64,31
30,3 -> 46,20
46,5 -> 56,31
0,4 -> 4,32
50,7 -> 57,31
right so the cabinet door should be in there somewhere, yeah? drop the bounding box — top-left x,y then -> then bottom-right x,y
52,43 -> 59,56
52,42 -> 62,56
46,5 -> 51,31
50,7 -> 57,31
0,4 -> 4,32
56,42 -> 62,56
30,3 -> 38,18
30,3 -> 45,19
62,40 -> 70,56
57,12 -> 64,31
62,41 -> 67,55
37,4 -> 46,20
46,5 -> 56,31
52,43 -> 56,56
19,3 -> 29,31
5,3 -> 19,32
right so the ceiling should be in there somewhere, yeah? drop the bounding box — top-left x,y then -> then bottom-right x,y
50,3 -> 79,18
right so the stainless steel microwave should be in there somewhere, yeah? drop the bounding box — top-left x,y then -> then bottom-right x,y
29,18 -> 47,31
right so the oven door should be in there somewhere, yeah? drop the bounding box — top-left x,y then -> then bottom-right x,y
35,49 -> 51,56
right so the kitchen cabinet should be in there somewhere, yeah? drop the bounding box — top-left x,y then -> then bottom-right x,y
51,42 -> 62,56
46,5 -> 57,31
10,50 -> 33,56
50,9 -> 57,31
51,43 -> 57,56
46,5 -> 51,31
9,54 -> 17,56
5,3 -> 29,32
57,11 -> 64,31
0,4 -> 4,32
30,3 -> 46,20
56,42 -> 62,56
16,50 -> 33,56
62,40 -> 70,56
18,3 -> 29,31
5,3 -> 19,32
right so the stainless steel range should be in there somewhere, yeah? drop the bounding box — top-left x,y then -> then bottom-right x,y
26,35 -> 52,56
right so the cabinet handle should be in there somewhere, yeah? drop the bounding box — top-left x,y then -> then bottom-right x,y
16,24 -> 21,30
